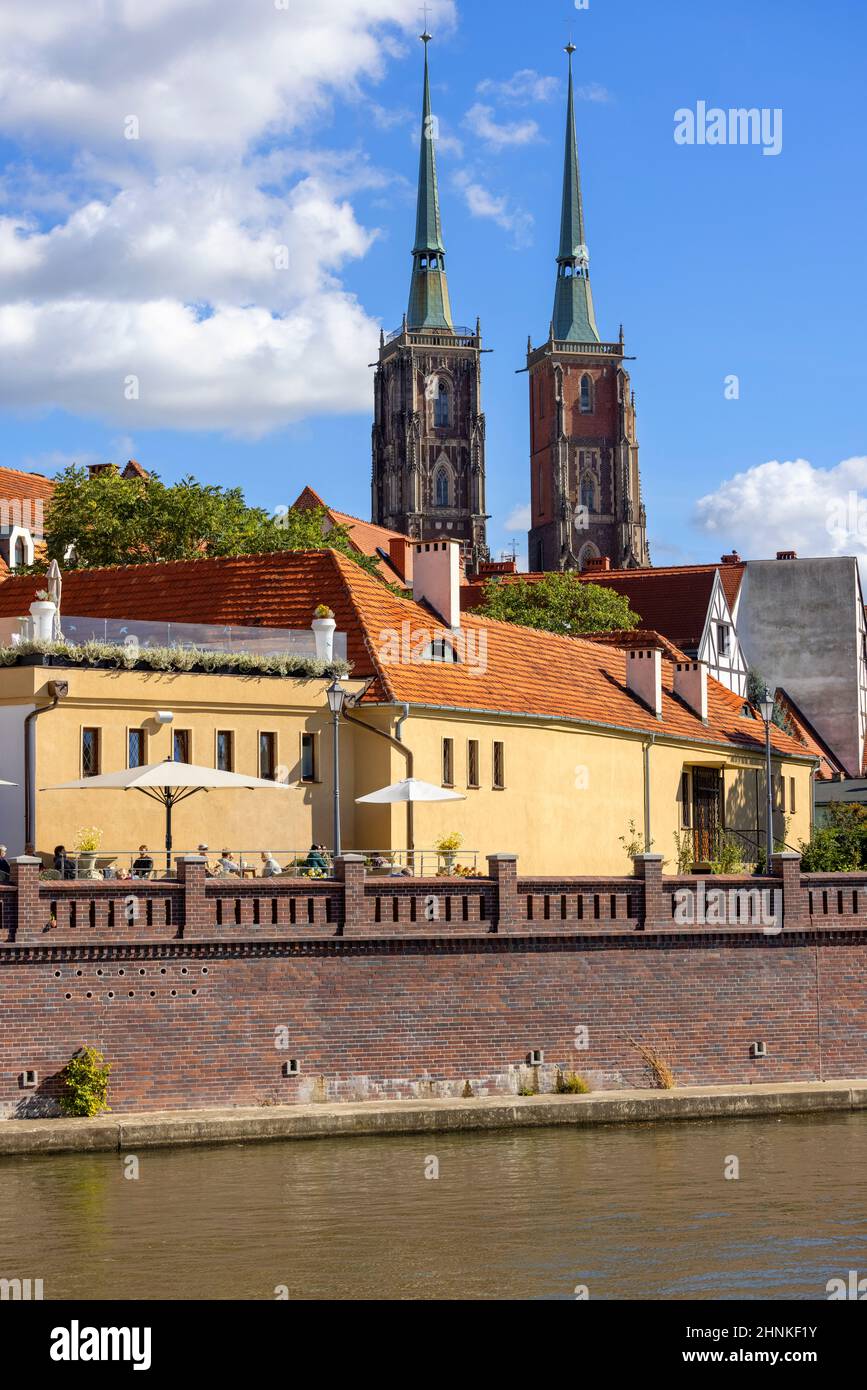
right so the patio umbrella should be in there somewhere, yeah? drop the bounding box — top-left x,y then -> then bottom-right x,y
47,559 -> 62,640
356,778 -> 466,804
42,757 -> 291,872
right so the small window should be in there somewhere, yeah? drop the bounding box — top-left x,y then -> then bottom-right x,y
82,728 -> 101,777
790,776 -> 796,813
580,474 -> 596,513
681,771 -> 692,828
442,738 -> 454,787
173,729 -> 191,763
493,741 -> 505,790
300,733 -> 316,783
579,373 -> 593,414
216,731 -> 234,772
424,636 -> 458,663
467,740 -> 480,789
13,535 -> 26,567
717,623 -> 731,658
260,732 -> 277,781
435,467 -> 450,508
773,774 -> 786,812
128,729 -> 147,769
434,384 -> 450,428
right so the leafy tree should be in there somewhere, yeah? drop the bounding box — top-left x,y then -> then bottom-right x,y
43,465 -> 381,576
479,572 -> 639,636
799,802 -> 867,871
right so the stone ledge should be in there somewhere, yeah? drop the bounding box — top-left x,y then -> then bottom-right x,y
2,1080 -> 865,1156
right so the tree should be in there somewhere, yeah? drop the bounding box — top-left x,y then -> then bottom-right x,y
43,466 -> 381,575
479,572 -> 639,635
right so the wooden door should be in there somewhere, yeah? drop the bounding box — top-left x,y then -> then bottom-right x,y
693,769 -> 722,861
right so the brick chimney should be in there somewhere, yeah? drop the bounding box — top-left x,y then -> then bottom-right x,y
412,540 -> 462,628
776,549 -> 797,561
87,462 -> 118,479
720,550 -> 741,565
583,556 -> 611,573
387,536 -> 413,583
625,648 -> 662,718
673,660 -> 708,722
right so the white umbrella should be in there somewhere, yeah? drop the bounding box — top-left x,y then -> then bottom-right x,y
0,780 -> 17,786
42,757 -> 291,871
47,559 -> 62,640
356,778 -> 466,804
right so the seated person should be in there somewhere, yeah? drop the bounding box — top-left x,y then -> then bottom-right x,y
260,850 -> 282,877
219,848 -> 241,874
304,844 -> 329,872
132,845 -> 154,877
53,845 -> 76,880
0,844 -> 9,883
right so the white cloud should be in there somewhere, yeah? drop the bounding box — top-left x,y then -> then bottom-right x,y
476,70 -> 559,105
452,170 -> 533,248
694,456 -> 867,571
575,83 -> 611,104
504,503 -> 531,531
464,103 -> 540,151
0,0 -> 457,435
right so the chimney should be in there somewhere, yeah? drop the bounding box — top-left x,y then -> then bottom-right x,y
87,462 -> 118,479
776,549 -> 797,561
387,536 -> 413,583
626,648 -> 662,718
720,550 -> 741,565
412,540 -> 461,629
673,660 -> 708,722
583,556 -> 611,573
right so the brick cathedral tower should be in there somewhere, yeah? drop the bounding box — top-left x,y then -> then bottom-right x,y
371,30 -> 488,570
527,45 -> 649,573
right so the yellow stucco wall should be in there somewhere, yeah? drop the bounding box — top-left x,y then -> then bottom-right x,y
0,666 -> 815,874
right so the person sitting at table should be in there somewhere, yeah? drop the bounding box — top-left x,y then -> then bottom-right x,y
219,848 -> 241,874
132,845 -> 154,877
0,845 -> 9,883
53,845 -> 76,880
260,850 -> 282,877
304,843 -> 329,872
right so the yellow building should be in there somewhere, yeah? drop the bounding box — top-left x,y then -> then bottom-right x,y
0,543 -> 815,873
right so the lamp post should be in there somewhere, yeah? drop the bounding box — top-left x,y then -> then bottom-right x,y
326,680 -> 347,858
759,694 -> 776,868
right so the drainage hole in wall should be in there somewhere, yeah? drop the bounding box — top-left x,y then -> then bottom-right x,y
75,969 -> 82,976
201,967 -> 208,974
64,993 -> 71,999
170,989 -> 177,996
191,989 -> 197,996
107,991 -> 115,999
54,970 -> 61,978
181,967 -> 188,975
86,992 -> 93,999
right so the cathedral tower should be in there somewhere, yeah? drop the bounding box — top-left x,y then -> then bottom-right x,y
527,45 -> 649,573
372,31 -> 488,570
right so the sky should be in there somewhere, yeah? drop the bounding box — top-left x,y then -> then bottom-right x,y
0,0 -> 866,570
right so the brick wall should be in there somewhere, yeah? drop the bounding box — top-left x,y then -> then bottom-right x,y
2,854 -> 866,1116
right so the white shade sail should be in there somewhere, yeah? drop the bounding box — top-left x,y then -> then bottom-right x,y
0,779 -> 18,787
356,778 -> 466,804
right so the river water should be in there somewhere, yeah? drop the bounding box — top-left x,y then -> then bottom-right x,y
2,1113 -> 866,1300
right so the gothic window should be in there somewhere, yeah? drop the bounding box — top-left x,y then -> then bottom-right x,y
13,535 -> 26,567
579,373 -> 593,414
580,474 -> 597,513
578,542 -> 600,572
434,465 -> 450,508
434,382 -> 450,428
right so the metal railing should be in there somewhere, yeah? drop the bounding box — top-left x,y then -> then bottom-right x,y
39,848 -> 481,881
10,616 -> 348,661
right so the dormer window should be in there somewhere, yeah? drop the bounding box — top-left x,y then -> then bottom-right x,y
423,636 -> 459,664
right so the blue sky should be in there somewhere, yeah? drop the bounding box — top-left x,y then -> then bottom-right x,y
0,0 -> 865,568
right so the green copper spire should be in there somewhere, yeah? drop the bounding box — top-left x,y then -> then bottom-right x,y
552,43 -> 599,343
407,31 -> 453,330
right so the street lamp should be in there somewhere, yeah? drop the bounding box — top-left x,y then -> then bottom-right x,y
759,694 -> 776,868
326,679 -> 347,858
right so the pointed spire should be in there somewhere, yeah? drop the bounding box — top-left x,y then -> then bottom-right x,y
552,44 -> 599,344
407,31 -> 454,330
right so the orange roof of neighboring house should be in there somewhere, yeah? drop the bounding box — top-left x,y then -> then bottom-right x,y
0,548 -> 810,762
0,465 -> 55,511
292,486 -> 410,585
462,561 -> 746,651
775,689 -> 848,780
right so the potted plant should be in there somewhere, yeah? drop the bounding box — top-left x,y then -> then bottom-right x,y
29,590 -> 56,642
312,604 -> 336,662
435,831 -> 463,875
74,826 -> 103,878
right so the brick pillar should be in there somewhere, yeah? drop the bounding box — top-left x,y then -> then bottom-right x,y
335,854 -> 367,934
486,853 -> 520,934
770,851 -> 808,930
176,856 -> 208,938
632,853 -> 666,931
11,856 -> 44,943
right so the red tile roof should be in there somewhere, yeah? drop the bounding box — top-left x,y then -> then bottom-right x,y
0,465 -> 55,509
292,486 -> 409,585
462,561 -> 746,651
0,549 -> 805,760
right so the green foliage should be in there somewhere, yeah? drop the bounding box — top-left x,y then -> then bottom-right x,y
673,829 -> 694,874
479,572 -> 639,636
58,1045 -> 111,1118
41,465 -> 382,577
0,638 -> 350,681
461,1080 -> 474,1098
799,804 -> 867,872
746,669 -> 795,733
619,819 -> 646,859
710,837 -> 745,875
555,1070 -> 590,1094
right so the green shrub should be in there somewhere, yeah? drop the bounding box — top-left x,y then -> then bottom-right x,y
555,1070 -> 590,1094
710,837 -> 745,875
58,1045 -> 111,1118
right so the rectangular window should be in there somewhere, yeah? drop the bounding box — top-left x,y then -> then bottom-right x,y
773,774 -> 786,812
173,729 -> 191,763
442,738 -> 454,787
82,728 -> 101,777
300,733 -> 316,783
493,741 -> 505,790
681,771 -> 692,828
259,732 -> 277,781
216,731 -> 234,772
717,623 -> 730,658
790,776 -> 796,814
127,728 -> 147,769
467,739 -> 480,789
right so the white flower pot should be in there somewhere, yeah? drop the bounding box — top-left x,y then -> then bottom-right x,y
312,616 -> 336,662
29,600 -> 56,643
